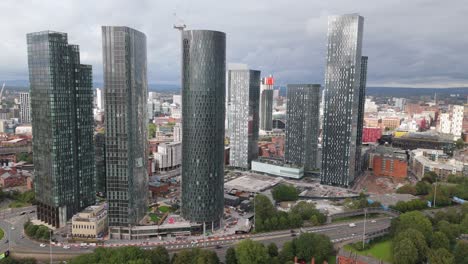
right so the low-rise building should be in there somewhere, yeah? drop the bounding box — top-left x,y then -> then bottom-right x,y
72,203 -> 108,239
153,142 -> 181,172
251,159 -> 304,179
362,127 -> 382,143
370,146 -> 407,178
0,167 -> 31,188
410,149 -> 465,180
392,132 -> 454,151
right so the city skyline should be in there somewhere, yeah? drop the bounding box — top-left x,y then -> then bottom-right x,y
1,1 -> 468,88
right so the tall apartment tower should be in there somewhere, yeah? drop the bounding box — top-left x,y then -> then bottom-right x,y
19,92 -> 31,124
227,69 -> 261,169
321,14 -> 365,187
259,76 -> 274,131
95,132 -> 106,196
181,30 -> 226,228
355,56 -> 368,175
27,31 -> 95,227
102,26 -> 148,226
285,84 -> 321,172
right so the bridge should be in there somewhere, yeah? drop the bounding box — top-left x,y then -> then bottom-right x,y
327,207 -> 401,224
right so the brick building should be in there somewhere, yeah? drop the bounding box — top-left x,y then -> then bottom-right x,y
370,146 -> 407,178
362,127 -> 382,143
0,167 -> 32,188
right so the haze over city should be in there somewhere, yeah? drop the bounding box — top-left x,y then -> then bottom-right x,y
1,0 -> 468,87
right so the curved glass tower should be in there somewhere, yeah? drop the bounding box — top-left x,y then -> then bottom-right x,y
181,30 -> 226,226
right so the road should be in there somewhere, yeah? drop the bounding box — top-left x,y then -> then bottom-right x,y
0,205 -> 391,262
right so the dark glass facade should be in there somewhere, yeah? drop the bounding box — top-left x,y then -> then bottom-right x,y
321,14 -> 364,187
355,56 -> 368,176
259,86 -> 273,131
285,84 -> 321,172
227,69 -> 261,169
95,132 -> 106,196
102,26 -> 148,226
27,31 -> 95,227
181,30 -> 226,225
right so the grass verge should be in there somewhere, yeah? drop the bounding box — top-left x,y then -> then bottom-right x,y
344,239 -> 393,263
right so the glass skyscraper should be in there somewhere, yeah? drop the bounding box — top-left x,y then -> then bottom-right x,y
181,30 -> 226,227
259,77 -> 274,131
102,26 -> 148,226
355,56 -> 368,176
227,69 -> 261,169
285,84 -> 321,172
27,31 -> 95,227
321,14 -> 365,186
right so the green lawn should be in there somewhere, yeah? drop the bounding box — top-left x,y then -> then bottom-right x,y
344,240 -> 393,263
8,201 -> 29,208
332,213 -> 381,223
0,228 -> 4,240
158,206 -> 171,213
149,213 -> 160,222
327,256 -> 336,264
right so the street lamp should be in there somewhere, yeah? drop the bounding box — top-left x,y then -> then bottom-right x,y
362,208 -> 367,249
49,229 -> 53,264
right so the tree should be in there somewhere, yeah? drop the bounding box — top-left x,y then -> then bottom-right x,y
393,237 -> 418,264
171,249 -> 198,264
396,184 -> 417,195
455,138 -> 465,149
428,248 -> 454,264
271,184 -> 298,202
225,247 -> 238,264
422,171 -> 437,183
278,241 -> 295,264
254,194 -> 276,225
235,239 -> 270,264
148,123 -> 157,139
437,220 -> 461,243
293,233 -> 333,264
287,213 -> 303,228
431,231 -> 450,250
394,211 -> 433,241
291,201 -> 325,224
147,246 -> 170,264
394,228 -> 428,263
415,181 -> 431,195
461,214 -> 468,233
454,241 -> 468,264
267,243 -> 278,258
195,250 -> 219,264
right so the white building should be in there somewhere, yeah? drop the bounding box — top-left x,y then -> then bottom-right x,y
95,88 -> 104,110
364,98 -> 378,113
173,95 -> 181,106
170,103 -> 181,119
173,123 -> 182,142
153,142 -> 181,172
451,105 -> 464,138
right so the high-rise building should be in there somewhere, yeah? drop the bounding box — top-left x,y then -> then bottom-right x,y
321,14 -> 365,187
355,56 -> 368,175
451,105 -> 464,138
181,30 -> 225,228
259,76 -> 274,131
27,31 -> 95,227
102,26 -> 148,226
227,69 -> 261,169
173,123 -> 182,142
19,92 -> 31,124
95,132 -> 106,196
285,84 -> 321,172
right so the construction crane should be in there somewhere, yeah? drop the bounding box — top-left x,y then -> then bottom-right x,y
0,83 -> 5,104
173,12 -> 186,32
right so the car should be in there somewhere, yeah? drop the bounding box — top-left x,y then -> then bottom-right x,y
291,233 -> 297,237
19,212 -> 26,215
63,245 -> 70,249
215,245 -> 222,249
10,227 -> 15,230
40,243 -> 47,247
371,220 -> 376,223
349,223 -> 356,228
290,230 -> 296,233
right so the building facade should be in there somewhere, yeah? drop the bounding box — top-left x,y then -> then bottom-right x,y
27,31 -> 95,227
259,76 -> 274,131
72,203 -> 108,239
19,92 -> 31,124
154,142 -> 181,172
227,69 -> 261,169
321,14 -> 364,186
95,132 -> 106,196
102,26 -> 148,227
355,56 -> 368,177
370,146 -> 407,178
181,30 -> 226,227
285,84 -> 320,172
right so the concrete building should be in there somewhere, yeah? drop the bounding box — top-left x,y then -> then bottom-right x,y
181,30 -> 226,228
19,92 -> 31,124
72,203 -> 108,239
438,105 -> 465,139
392,132 -> 454,151
102,26 -> 148,227
251,159 -> 304,179
154,142 -> 181,172
381,117 -> 401,130
259,76 -> 274,131
463,104 -> 468,133
285,84 -> 320,172
173,95 -> 182,106
227,69 -> 261,169
410,148 -> 465,180
27,31 -> 95,227
321,14 -> 365,187
95,88 -> 104,110
173,123 -> 182,142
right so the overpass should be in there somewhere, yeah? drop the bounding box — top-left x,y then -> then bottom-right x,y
327,207 -> 401,223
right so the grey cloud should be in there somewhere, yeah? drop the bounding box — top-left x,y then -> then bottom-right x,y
0,0 -> 467,88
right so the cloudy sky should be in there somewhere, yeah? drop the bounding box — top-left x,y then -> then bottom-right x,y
1,0 -> 467,88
